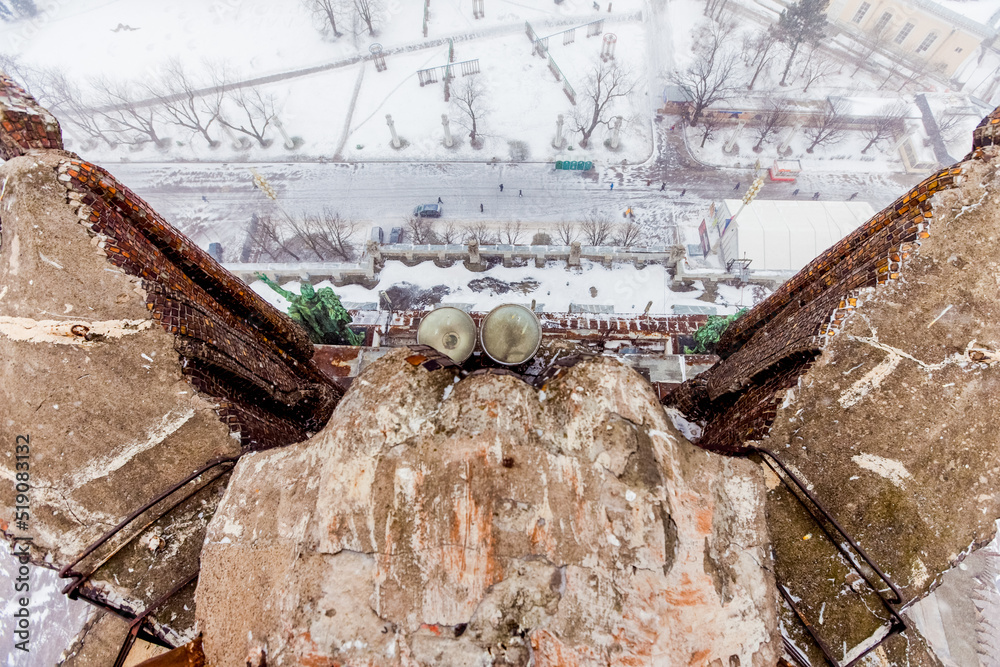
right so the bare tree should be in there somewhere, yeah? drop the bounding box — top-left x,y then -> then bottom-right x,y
668,22 -> 739,125
614,221 -> 643,248
150,59 -> 222,148
751,98 -> 790,152
936,109 -> 965,144
581,210 -> 614,245
704,0 -> 730,20
697,112 -> 726,148
851,23 -> 889,75
743,30 -> 779,91
861,102 -> 906,154
799,47 -> 837,92
285,209 -> 358,260
0,52 -> 40,96
32,69 -> 118,148
353,0 -> 380,36
91,76 -> 168,147
245,213 -> 301,262
500,221 -> 525,244
803,98 -> 847,153
465,222 -> 497,245
219,86 -> 277,148
440,221 -> 460,244
531,231 -> 553,245
554,221 -> 578,245
313,208 -> 358,259
405,215 -> 436,244
303,0 -> 343,38
572,60 -> 636,148
285,213 -> 327,260
451,75 -> 488,148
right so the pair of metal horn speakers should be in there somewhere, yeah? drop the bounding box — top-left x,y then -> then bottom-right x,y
416,304 -> 542,366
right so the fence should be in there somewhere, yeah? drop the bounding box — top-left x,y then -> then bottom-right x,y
525,22 -> 577,104
417,59 -> 481,86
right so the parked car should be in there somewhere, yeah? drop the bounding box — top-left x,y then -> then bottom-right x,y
370,226 -> 384,243
389,226 -> 404,244
413,204 -> 443,218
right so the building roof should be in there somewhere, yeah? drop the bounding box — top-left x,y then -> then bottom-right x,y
722,199 -> 877,272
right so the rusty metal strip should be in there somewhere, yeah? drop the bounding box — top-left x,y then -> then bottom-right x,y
754,447 -> 905,667
113,569 -> 200,667
59,455 -> 239,599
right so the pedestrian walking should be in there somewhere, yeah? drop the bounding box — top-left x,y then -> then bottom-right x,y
670,125 -> 676,131
680,188 -> 686,196
848,192 -> 858,201
480,203 -> 484,213
499,184 -> 504,192
437,196 -> 443,204
792,188 -> 800,196
660,182 -> 666,191
734,182 -> 740,191
610,183 -> 614,190
519,189 -> 523,197
812,191 -> 820,200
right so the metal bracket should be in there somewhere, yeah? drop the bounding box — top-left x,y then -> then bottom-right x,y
753,446 -> 906,667
59,455 -> 239,659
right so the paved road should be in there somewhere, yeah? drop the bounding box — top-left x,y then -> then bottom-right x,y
113,122 -> 922,253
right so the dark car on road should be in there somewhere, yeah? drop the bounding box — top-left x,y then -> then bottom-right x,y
389,226 -> 404,244
413,204 -> 442,218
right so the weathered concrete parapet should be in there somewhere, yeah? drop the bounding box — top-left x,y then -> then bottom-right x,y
54,157 -> 340,449
196,350 -> 779,666
0,152 -> 240,644
664,104 -> 1000,454
759,150 -> 1000,663
0,71 -> 62,159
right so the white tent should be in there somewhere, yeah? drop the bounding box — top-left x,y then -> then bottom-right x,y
719,199 -> 876,273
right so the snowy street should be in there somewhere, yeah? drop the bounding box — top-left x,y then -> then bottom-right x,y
114,139 -> 921,252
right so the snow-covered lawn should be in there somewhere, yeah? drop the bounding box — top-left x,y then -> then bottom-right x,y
250,259 -> 762,317
5,0 -> 651,164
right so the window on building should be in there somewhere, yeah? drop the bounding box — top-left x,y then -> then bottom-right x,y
895,22 -> 915,44
916,33 -> 937,53
873,12 -> 892,33
954,46 -> 963,53
852,2 -> 871,23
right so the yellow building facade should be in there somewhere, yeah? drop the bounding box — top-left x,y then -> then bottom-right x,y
829,0 -> 992,78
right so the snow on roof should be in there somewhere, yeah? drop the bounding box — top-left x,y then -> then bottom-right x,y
916,0 -> 1000,34
723,199 -> 876,272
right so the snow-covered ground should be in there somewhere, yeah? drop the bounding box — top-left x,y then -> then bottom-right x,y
0,543 -> 91,666
250,259 -> 763,317
4,0 -> 652,164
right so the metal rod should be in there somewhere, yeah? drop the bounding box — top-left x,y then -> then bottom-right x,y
113,570 -> 200,667
59,456 -> 239,596
756,447 -> 906,667
753,447 -> 903,603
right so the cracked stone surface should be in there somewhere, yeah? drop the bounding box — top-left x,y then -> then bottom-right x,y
0,153 -> 239,644
196,350 -> 779,666
760,149 -> 1000,663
